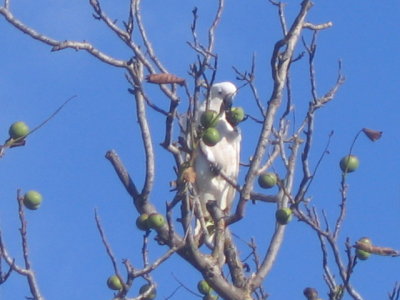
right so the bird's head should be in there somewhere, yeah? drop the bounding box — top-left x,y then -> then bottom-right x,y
210,82 -> 237,107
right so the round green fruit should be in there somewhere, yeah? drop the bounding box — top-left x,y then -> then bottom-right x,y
107,275 -> 123,290
275,207 -> 292,225
147,213 -> 166,230
136,214 -> 150,231
356,237 -> 372,260
340,155 -> 359,173
202,127 -> 221,147
228,107 -> 245,126
258,172 -> 277,189
358,237 -> 372,245
356,249 -> 371,260
200,110 -> 219,128
303,287 -> 318,299
23,190 -> 43,210
139,284 -> 156,300
197,280 -> 212,295
9,121 -> 29,139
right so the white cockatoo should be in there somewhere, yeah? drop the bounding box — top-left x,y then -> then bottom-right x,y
193,82 -> 241,229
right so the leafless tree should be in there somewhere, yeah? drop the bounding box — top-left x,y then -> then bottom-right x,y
0,1 -> 398,300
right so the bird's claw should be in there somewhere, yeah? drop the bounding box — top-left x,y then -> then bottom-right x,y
209,162 -> 222,176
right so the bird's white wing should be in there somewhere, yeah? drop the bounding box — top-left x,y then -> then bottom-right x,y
195,119 -> 240,212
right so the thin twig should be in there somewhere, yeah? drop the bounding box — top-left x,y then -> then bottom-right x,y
171,273 -> 203,297
133,0 -> 167,73
269,0 -> 288,35
30,95 -> 77,136
133,247 -> 180,278
89,0 -> 131,43
0,95 -> 76,157
16,190 -> 44,300
94,209 -> 127,293
389,282 -> 400,300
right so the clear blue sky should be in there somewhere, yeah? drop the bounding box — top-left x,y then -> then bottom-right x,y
1,1 -> 400,299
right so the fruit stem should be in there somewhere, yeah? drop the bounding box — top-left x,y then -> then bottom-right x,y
348,130 -> 362,157
341,129 -> 362,175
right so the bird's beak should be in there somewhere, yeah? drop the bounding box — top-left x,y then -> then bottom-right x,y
223,92 -> 236,109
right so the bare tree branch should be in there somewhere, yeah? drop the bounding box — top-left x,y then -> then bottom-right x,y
0,191 -> 45,299
133,0 -> 167,73
127,64 -> 155,202
389,282 -> 400,300
231,0 -> 314,224
105,150 -> 140,200
0,6 -> 126,67
95,210 -> 129,296
303,21 -> 333,30
1,0 -> 381,299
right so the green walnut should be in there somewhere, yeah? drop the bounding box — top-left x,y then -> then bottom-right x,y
197,279 -> 212,295
358,237 -> 372,245
139,283 -> 157,300
303,287 -> 318,299
340,155 -> 359,173
23,190 -> 43,210
107,275 -> 123,290
356,237 -> 372,260
200,110 -> 219,128
227,106 -> 245,126
9,121 -> 29,139
275,207 -> 292,225
147,213 -> 166,230
136,213 -> 150,231
202,127 -> 221,147
356,248 -> 371,260
258,172 -> 277,189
